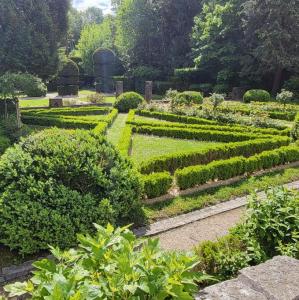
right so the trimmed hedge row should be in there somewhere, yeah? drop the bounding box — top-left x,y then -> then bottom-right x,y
291,112 -> 299,140
136,110 -> 217,125
93,122 -> 109,135
175,145 -> 299,190
132,125 -> 273,143
142,172 -> 173,199
139,137 -> 291,174
22,106 -> 110,116
128,118 -> 290,137
118,124 -> 133,157
21,115 -> 99,129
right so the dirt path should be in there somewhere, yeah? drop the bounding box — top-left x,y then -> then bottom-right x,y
156,207 -> 245,250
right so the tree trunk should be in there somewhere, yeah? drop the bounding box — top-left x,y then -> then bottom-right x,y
272,67 -> 283,96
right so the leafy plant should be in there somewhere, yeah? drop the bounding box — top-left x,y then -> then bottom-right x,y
276,89 -> 294,108
209,93 -> 225,112
86,93 -> 105,104
4,224 -> 211,299
234,187 -> 299,262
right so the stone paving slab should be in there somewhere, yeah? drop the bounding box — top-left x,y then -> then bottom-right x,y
197,256 -> 299,300
135,181 -> 299,238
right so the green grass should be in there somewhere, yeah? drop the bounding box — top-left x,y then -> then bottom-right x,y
105,96 -> 116,104
131,134 -> 222,164
20,99 -> 49,108
106,113 -> 128,145
144,167 -> 299,222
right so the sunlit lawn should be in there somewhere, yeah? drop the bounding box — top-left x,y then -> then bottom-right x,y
130,134 -> 222,164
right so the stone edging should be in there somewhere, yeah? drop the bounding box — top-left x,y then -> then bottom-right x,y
143,161 -> 299,205
135,180 -> 299,237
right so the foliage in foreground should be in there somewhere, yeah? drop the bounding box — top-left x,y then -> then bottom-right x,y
0,128 -> 144,254
4,224 -> 211,299
195,187 -> 299,281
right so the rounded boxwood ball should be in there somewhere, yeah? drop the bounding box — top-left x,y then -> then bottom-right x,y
174,91 -> 203,105
0,128 -> 144,254
114,92 -> 145,112
243,89 -> 271,103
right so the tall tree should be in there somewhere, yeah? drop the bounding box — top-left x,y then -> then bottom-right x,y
0,0 -> 69,79
67,6 -> 104,53
115,0 -> 200,74
242,0 -> 299,94
192,0 -> 245,87
76,16 -> 116,75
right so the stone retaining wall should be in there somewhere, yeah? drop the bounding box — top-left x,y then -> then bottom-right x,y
197,256 -> 299,300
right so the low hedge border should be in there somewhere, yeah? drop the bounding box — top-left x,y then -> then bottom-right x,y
132,125 -> 274,143
21,115 -> 99,129
135,110 -> 217,125
291,112 -> 299,140
139,137 -> 291,174
142,172 -> 173,199
22,106 -> 110,116
175,145 -> 299,190
128,118 -> 290,137
22,109 -> 118,132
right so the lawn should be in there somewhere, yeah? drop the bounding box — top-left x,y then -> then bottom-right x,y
130,134 -> 223,164
144,166 -> 299,222
106,113 -> 128,145
20,99 -> 49,108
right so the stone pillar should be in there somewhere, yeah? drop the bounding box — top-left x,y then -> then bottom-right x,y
116,81 -> 123,98
145,81 -> 153,102
49,97 -> 63,108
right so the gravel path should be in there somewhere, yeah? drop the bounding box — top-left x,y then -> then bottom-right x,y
156,207 -> 245,250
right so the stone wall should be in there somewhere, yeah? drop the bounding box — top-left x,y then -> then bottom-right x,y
197,256 -> 299,300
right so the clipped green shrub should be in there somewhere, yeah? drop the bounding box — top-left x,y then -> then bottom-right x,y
0,128 -> 144,254
114,92 -> 145,113
133,125 -> 269,143
5,224 -> 205,299
291,112 -> 299,140
142,172 -> 173,198
58,60 -> 79,96
175,145 -> 299,190
243,89 -> 271,103
139,137 -> 290,174
57,85 -> 79,96
173,91 -> 203,106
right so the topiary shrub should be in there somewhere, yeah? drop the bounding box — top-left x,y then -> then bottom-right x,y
0,128 -> 144,254
243,89 -> 271,103
114,91 -> 145,112
58,60 -> 79,96
22,74 -> 47,97
173,91 -> 203,107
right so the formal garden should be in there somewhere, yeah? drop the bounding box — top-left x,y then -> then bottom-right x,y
0,0 -> 299,299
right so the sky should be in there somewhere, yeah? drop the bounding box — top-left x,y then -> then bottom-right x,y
72,0 -> 112,14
